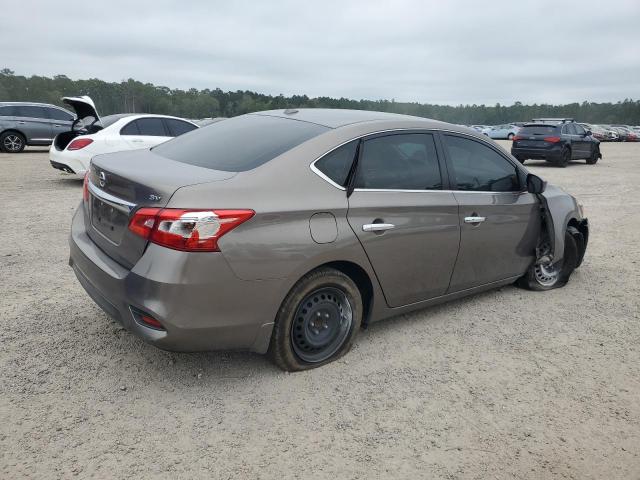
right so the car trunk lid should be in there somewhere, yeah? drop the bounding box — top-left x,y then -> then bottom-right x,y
85,148 -> 236,268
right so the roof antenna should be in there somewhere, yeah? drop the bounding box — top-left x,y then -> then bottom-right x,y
284,108 -> 298,115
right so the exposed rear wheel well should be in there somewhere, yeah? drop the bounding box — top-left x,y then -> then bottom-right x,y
314,261 -> 374,326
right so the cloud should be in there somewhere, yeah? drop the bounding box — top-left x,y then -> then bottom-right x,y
3,0 -> 639,104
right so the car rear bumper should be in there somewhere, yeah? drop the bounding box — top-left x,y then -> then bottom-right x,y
49,146 -> 89,176
511,145 -> 563,161
68,204 -> 281,354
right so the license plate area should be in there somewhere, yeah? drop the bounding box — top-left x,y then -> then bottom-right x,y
90,194 -> 128,244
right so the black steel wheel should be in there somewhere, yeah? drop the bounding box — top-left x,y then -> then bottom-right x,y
269,267 -> 362,371
556,147 -> 571,168
586,146 -> 600,165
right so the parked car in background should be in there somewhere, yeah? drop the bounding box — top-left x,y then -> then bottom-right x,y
512,121 -> 601,167
579,123 -> 609,142
0,102 -> 75,152
593,125 -> 619,142
70,109 -> 588,371
50,96 -> 199,176
470,125 -> 489,132
484,124 -> 520,140
610,125 -> 638,142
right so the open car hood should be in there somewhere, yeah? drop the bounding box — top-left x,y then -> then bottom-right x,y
62,96 -> 100,122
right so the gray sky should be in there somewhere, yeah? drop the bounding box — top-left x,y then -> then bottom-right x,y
4,0 -> 640,105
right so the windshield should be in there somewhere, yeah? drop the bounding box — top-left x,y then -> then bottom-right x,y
153,114 -> 329,172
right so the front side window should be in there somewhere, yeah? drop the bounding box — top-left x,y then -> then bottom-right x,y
443,135 -> 520,192
573,123 -> 586,135
314,141 -> 358,187
354,133 -> 442,190
164,118 -> 198,137
136,118 -> 167,136
15,105 -> 46,119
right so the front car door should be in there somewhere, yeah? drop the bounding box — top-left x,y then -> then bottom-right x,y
346,132 -> 460,307
571,123 -> 590,158
14,105 -> 52,145
441,133 -> 540,292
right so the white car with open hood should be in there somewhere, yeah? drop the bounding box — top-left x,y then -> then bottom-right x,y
49,96 -> 199,176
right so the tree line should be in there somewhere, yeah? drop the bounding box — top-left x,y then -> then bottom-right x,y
1,68 -> 639,124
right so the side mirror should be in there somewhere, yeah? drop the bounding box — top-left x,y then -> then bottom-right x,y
526,174 -> 546,194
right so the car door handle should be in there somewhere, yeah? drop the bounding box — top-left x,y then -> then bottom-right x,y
464,216 -> 486,224
53,124 -> 61,128
131,138 -> 144,143
18,121 -> 26,125
362,223 -> 395,232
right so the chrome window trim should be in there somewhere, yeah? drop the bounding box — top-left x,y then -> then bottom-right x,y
309,127 -> 521,193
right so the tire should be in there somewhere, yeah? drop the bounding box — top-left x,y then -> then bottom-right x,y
517,231 -> 578,291
0,131 -> 26,153
586,146 -> 600,165
556,147 -> 571,168
508,133 -> 514,140
269,268 -> 362,371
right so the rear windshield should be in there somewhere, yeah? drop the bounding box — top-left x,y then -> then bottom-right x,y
519,125 -> 558,135
153,114 -> 329,172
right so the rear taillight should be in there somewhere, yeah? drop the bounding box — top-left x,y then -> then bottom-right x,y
140,314 -> 164,330
68,138 -> 93,151
543,136 -> 561,143
512,135 -> 523,141
128,208 -> 254,252
83,172 -> 89,203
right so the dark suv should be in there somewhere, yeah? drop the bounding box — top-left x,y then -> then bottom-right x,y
0,102 -> 75,153
511,119 -> 602,167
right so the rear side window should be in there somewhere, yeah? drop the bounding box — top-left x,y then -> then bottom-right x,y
443,135 -> 520,192
47,108 -> 74,121
120,121 -> 140,135
354,133 -> 442,190
153,114 -> 329,172
164,118 -> 198,137
519,126 -> 558,135
136,118 -> 167,136
314,141 -> 358,187
15,105 -> 46,119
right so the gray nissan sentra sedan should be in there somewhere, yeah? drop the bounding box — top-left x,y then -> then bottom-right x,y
69,109 -> 589,371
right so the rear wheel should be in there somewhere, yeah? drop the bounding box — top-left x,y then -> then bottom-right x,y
508,133 -> 514,140
517,231 -> 578,291
586,146 -> 600,165
1,131 -> 26,153
269,268 -> 362,371
556,147 -> 571,168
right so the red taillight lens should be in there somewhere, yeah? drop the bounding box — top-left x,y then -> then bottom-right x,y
128,207 -> 161,238
68,138 -> 93,151
512,135 -> 523,141
82,172 -> 90,203
128,208 -> 254,252
543,136 -> 561,143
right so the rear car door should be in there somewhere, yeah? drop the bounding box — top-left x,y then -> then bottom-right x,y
441,133 -> 540,292
45,107 -> 74,140
346,132 -> 460,307
14,105 -> 52,145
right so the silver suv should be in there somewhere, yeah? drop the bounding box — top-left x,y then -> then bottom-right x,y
0,102 -> 75,153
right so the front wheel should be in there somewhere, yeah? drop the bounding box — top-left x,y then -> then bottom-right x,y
517,231 -> 578,291
269,268 -> 362,371
1,131 -> 26,153
586,146 -> 600,165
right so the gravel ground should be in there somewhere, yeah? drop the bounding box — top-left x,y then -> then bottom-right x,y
1,142 -> 639,479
